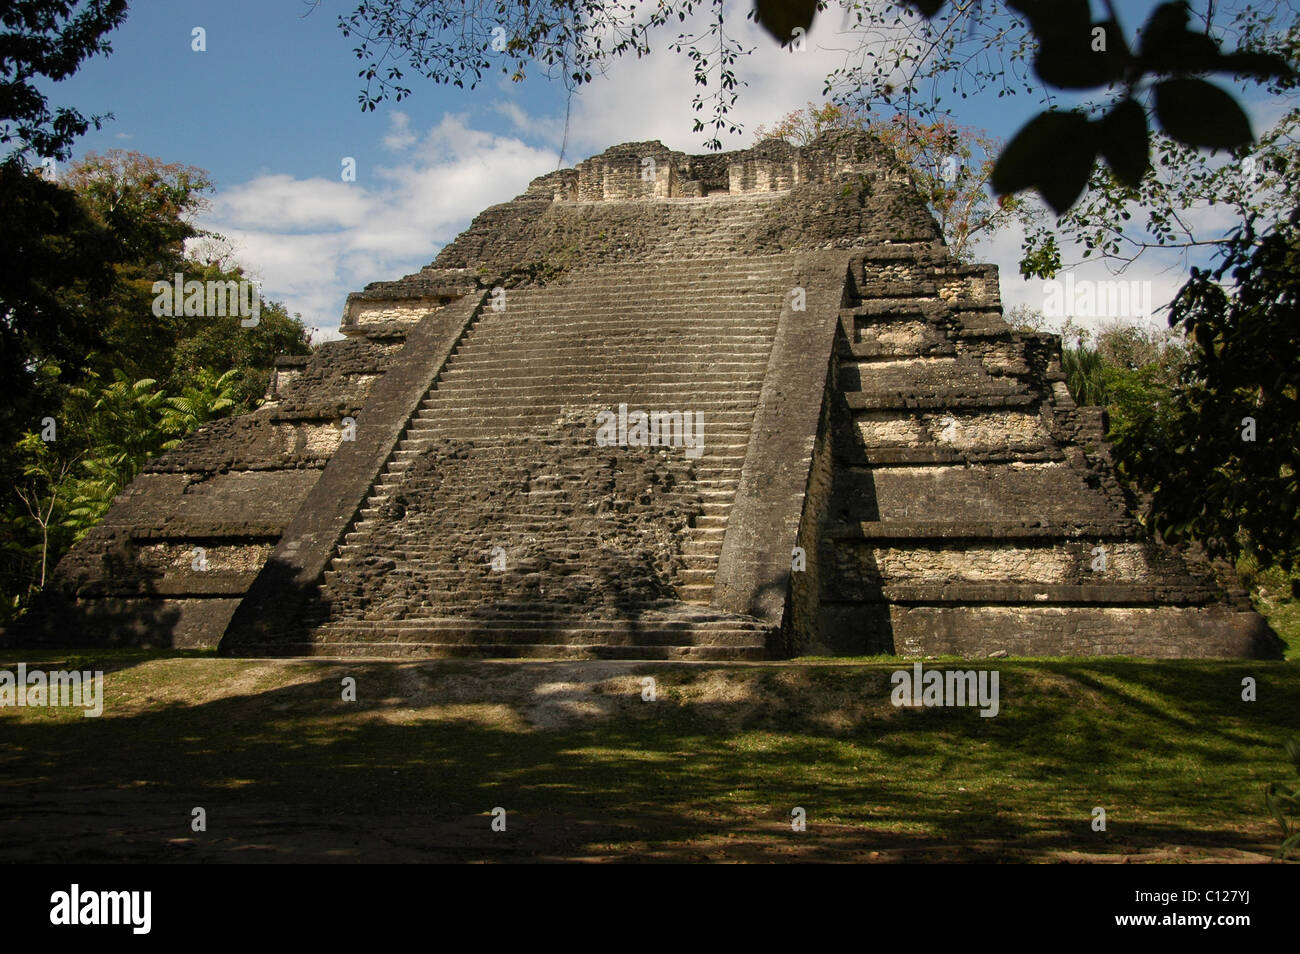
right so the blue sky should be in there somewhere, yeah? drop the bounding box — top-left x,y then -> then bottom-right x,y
47,0 -> 1286,338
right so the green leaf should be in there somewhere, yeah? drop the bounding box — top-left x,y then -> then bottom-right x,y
1096,98 -> 1151,188
1139,1 -> 1222,73
1034,20 -> 1129,90
1218,51 -> 1295,81
1154,79 -> 1253,151
904,0 -> 947,16
1285,737 -> 1300,769
753,0 -> 819,46
1279,831 -> 1300,860
992,110 -> 1095,214
1007,0 -> 1090,42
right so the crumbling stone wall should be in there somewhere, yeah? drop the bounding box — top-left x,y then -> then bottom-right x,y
322,408 -> 703,624
428,131 -> 939,284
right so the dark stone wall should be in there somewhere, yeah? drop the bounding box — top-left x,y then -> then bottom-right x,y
321,408 -> 704,624
812,243 -> 1281,659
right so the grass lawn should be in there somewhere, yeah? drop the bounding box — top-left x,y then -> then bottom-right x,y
1,649 -> 1296,862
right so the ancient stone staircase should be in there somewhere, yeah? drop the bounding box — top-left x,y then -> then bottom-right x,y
817,247 -> 1266,657
307,255 -> 800,658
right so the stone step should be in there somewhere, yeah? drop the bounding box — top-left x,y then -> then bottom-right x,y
419,389 -> 764,408
404,417 -> 757,434
387,441 -> 754,460
485,293 -> 787,308
386,444 -> 751,464
840,339 -> 957,360
843,298 -> 949,317
313,614 -> 768,635
452,328 -> 770,346
436,364 -> 766,380
823,582 -> 1222,606
529,255 -> 793,274
423,397 -> 760,417
413,398 -> 761,414
676,568 -> 717,585
506,270 -> 792,289
453,331 -> 777,349
393,431 -> 752,450
842,445 -> 1066,466
488,302 -> 783,318
845,390 -> 1037,412
440,350 -> 774,368
281,640 -> 768,661
826,519 -> 1139,541
829,462 -> 1119,525
322,563 -> 703,585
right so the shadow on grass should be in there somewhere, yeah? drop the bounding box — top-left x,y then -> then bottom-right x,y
0,658 -> 1296,861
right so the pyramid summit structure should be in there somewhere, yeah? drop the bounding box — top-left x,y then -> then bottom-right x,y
28,131 -> 1280,659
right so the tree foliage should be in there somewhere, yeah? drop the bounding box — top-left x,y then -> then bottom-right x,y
1111,211 -> 1300,572
0,0 -> 128,164
4,368 -> 243,617
1,150 -> 312,622
57,151 -> 312,404
1017,7 -> 1300,278
65,149 -> 213,270
330,1 -> 1294,215
0,160 -> 117,453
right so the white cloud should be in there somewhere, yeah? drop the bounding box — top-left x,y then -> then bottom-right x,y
200,115 -> 558,335
564,0 -> 909,154
493,100 -> 566,146
973,210 -> 1195,336
212,174 -> 375,232
383,111 -> 418,151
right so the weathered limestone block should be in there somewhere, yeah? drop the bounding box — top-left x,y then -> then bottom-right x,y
844,541 -> 1155,584
891,605 -> 1277,659
836,462 -> 1117,524
147,415 -> 341,472
854,410 -> 1045,449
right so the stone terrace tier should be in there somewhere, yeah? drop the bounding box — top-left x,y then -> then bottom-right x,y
810,247 -> 1276,658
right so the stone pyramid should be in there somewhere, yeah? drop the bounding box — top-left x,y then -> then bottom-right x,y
28,131 -> 1280,659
